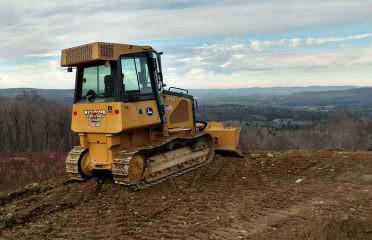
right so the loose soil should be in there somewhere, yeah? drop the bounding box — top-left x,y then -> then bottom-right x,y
0,152 -> 66,193
0,150 -> 371,239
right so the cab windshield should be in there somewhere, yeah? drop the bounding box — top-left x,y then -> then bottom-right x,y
80,65 -> 113,99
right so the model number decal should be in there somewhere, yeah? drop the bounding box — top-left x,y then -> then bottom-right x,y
166,96 -> 176,102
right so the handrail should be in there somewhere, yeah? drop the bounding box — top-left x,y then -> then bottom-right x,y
168,87 -> 189,95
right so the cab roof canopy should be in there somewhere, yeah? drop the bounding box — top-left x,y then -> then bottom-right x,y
60,42 -> 153,67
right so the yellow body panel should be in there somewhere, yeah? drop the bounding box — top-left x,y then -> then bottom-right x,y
72,102 -> 122,133
77,130 -> 154,171
71,100 -> 161,133
71,100 -> 161,169
163,93 -> 194,129
123,101 -> 161,130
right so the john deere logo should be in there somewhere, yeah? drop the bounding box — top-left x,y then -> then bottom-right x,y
84,110 -> 106,127
146,107 -> 154,116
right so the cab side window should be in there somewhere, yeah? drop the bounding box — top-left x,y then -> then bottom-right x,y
121,54 -> 153,95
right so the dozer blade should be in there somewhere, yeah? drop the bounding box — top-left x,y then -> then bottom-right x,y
203,122 -> 244,158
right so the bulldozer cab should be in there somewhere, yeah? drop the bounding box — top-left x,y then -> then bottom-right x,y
66,43 -> 199,133
66,44 -> 169,133
73,51 -> 163,106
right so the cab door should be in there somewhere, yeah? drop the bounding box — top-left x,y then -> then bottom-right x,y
119,53 -> 161,129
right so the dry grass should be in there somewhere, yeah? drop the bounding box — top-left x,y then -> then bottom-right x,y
0,152 -> 66,193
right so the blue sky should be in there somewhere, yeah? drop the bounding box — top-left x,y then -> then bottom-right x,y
0,0 -> 371,89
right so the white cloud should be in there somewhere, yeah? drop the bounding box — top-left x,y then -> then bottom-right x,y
161,35 -> 372,88
250,41 -> 276,52
25,51 -> 60,58
1,0 -> 372,58
219,62 -> 232,68
1,0 -> 372,88
287,33 -> 372,47
247,33 -> 372,51
0,60 -> 74,89
177,41 -> 372,73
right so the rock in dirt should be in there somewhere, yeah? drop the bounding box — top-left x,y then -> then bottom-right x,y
295,179 -> 303,184
250,153 -> 261,159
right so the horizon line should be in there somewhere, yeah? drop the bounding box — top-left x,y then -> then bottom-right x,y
0,85 -> 371,91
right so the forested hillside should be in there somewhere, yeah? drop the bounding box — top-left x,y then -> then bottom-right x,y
1,89 -> 372,153
0,93 -> 76,152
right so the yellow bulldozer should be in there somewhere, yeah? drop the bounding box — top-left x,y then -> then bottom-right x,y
61,42 -> 242,189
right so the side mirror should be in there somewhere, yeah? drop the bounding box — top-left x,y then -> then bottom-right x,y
67,67 -> 73,72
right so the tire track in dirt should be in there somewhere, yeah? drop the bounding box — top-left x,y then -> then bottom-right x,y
1,150 -> 372,240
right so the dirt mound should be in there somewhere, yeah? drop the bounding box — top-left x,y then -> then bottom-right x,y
0,150 -> 371,239
296,215 -> 372,240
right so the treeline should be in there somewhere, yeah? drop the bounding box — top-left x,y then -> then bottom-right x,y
197,104 -> 329,122
1,93 -> 371,153
226,111 -> 372,152
0,93 -> 77,152
198,103 -> 372,151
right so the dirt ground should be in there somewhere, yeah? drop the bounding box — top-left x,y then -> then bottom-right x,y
0,149 -> 371,240
0,152 -> 66,193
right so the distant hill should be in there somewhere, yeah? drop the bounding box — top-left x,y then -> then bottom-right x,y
188,86 -> 358,97
0,86 -> 358,99
275,87 -> 372,108
0,88 -> 74,104
191,87 -> 372,109
0,86 -> 370,109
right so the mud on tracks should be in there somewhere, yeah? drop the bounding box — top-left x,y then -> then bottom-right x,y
0,150 -> 372,239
